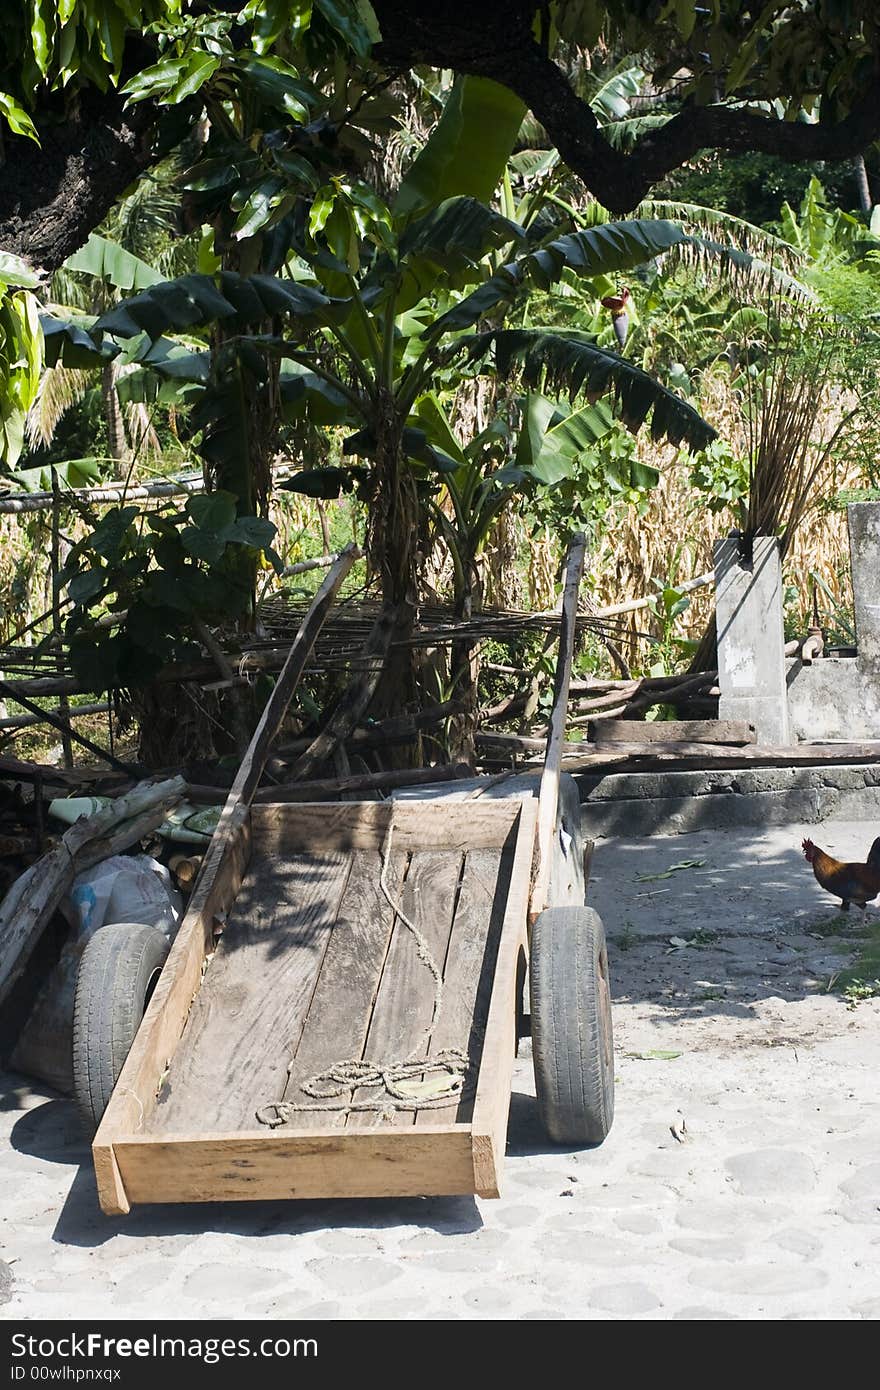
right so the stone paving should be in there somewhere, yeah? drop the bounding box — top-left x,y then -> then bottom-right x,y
1,820 -> 879,1321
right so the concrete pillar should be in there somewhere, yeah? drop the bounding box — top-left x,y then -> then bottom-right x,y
714,536 -> 790,746
848,503 -> 880,670
847,502 -> 880,733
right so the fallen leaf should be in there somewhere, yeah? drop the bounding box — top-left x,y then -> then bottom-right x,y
625,1049 -> 682,1061
636,858 -> 706,882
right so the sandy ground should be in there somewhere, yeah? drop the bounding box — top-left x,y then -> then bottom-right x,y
1,819 -> 879,1321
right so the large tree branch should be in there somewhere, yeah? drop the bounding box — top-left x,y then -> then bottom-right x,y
0,87 -> 157,273
4,0 -> 880,274
372,0 -> 880,212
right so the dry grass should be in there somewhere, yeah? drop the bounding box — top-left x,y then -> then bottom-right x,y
557,368 -> 863,670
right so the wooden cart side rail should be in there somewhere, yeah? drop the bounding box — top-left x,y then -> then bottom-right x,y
104,1128 -> 478,1205
471,797 -> 538,1197
250,798 -> 525,854
93,806 -> 252,1215
531,533 -> 587,923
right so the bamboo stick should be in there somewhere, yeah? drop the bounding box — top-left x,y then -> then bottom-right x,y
0,701 -> 110,732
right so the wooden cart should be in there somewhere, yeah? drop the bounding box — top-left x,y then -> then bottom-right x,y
91,539 -> 614,1214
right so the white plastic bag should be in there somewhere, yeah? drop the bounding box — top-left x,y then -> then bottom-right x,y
67,854 -> 182,940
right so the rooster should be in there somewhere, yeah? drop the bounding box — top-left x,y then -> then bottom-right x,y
802,836 -> 880,911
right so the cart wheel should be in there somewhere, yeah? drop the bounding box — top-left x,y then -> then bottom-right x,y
72,923 -> 169,1138
530,905 -> 614,1146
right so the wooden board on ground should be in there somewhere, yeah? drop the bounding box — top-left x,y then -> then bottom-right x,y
560,741 -> 880,772
589,718 -> 756,746
92,796 -> 538,1213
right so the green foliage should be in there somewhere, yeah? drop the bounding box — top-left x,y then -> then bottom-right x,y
1,2 -> 180,133
660,153 -> 857,229
395,76 -> 525,217
467,329 -> 716,451
59,491 -> 280,687
64,234 -> 164,292
0,254 -> 43,466
689,438 -> 750,519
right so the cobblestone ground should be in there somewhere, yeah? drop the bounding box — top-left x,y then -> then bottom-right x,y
2,821 -> 879,1321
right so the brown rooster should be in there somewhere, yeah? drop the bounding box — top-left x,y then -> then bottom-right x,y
802,836 -> 880,911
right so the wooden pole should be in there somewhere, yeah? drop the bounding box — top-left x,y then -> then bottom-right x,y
50,471 -> 74,769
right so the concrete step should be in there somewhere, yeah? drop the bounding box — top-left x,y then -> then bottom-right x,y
576,762 -> 880,838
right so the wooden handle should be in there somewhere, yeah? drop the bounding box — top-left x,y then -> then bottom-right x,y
530,534 -> 587,922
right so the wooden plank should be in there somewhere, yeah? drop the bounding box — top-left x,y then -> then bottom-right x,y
250,798 -> 521,855
347,848 -> 464,1130
279,848 -> 408,1130
590,718 -> 756,746
93,806 -> 252,1210
531,533 -> 586,920
563,741 -> 880,770
413,844 -> 507,1130
471,798 -> 538,1197
146,847 -> 354,1135
110,1129 -> 478,1203
0,775 -> 186,1009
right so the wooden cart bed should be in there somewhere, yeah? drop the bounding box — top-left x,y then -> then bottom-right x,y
93,798 -> 538,1213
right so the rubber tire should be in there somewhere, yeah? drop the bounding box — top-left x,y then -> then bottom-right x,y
72,923 -> 169,1138
530,905 -> 615,1145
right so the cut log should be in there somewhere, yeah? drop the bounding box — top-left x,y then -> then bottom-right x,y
0,776 -> 187,1008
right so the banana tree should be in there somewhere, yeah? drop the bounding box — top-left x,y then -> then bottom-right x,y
44,197 -> 731,713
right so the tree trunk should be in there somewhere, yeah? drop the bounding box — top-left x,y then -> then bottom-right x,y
102,361 -> 128,474
365,403 -> 422,746
854,154 -> 873,213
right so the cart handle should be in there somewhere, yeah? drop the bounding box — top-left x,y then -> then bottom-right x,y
529,532 -> 587,923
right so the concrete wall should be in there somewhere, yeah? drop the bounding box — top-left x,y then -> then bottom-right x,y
785,656 -> 874,742
714,506 -> 880,744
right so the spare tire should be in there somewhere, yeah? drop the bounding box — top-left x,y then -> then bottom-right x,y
72,923 -> 169,1138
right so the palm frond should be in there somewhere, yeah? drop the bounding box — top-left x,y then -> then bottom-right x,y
638,200 -> 803,271
465,328 -> 716,452
25,364 -> 93,448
